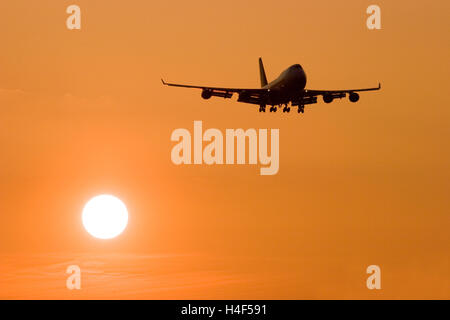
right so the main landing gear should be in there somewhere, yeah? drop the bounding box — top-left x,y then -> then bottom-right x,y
268,104 -> 290,112
258,104 -> 304,114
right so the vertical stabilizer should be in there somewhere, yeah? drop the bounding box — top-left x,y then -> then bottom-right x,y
259,57 -> 268,88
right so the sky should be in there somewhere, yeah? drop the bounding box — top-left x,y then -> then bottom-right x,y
0,0 -> 449,299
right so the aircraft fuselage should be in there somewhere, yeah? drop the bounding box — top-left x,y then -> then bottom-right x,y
263,64 -> 307,105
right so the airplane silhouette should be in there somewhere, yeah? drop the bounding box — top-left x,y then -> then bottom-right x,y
162,58 -> 380,114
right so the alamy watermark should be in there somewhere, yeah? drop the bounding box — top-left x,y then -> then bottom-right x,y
367,5 -> 381,30
66,265 -> 81,290
66,5 -> 81,30
170,121 -> 279,175
366,265 -> 382,290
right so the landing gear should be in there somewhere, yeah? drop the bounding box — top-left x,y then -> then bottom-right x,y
282,106 -> 291,113
298,105 -> 304,114
259,105 -> 266,112
269,106 -> 277,112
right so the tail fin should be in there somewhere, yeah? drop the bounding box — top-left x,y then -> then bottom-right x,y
259,57 -> 268,88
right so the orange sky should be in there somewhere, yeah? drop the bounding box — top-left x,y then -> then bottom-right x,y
0,0 -> 449,299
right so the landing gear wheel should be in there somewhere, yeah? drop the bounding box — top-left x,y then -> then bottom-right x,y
259,105 -> 266,112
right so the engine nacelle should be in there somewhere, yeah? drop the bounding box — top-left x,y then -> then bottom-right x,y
323,94 -> 333,103
201,89 -> 212,99
349,92 -> 359,103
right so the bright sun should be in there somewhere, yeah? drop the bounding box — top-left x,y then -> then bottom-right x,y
82,194 -> 128,239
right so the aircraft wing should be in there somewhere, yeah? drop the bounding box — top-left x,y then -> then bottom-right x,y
161,79 -> 268,104
304,83 -> 381,97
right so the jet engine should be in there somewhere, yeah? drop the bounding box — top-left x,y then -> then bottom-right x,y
323,94 -> 333,103
349,92 -> 360,103
201,89 -> 212,99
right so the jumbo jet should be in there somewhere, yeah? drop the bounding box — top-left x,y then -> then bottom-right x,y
162,58 -> 380,114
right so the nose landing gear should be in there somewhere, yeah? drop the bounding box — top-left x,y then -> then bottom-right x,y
282,105 -> 291,113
